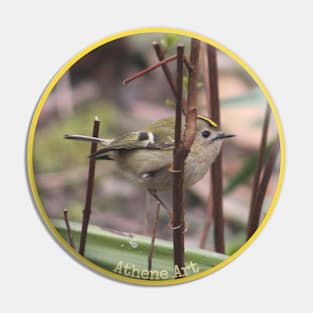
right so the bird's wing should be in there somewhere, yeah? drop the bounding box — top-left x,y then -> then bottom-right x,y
89,130 -> 174,159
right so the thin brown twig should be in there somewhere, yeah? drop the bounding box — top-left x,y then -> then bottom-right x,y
207,44 -> 225,254
201,42 -> 211,116
123,54 -> 177,85
152,41 -> 178,95
247,105 -> 271,239
211,136 -> 224,253
199,42 -> 213,249
247,137 -> 280,238
152,41 -> 187,114
172,39 -> 200,277
79,117 -> 100,256
172,44 -> 186,275
183,56 -> 193,73
148,201 -> 160,278
63,208 -> 75,249
183,39 -> 200,150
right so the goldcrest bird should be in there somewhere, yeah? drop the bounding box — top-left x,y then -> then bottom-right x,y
64,115 -> 234,211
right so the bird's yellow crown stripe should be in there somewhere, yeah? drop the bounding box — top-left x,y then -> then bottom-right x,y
197,115 -> 218,128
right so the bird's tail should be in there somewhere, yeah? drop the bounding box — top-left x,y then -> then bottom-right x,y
64,134 -> 114,146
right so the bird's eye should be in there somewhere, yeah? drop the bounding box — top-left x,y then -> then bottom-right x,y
201,130 -> 211,138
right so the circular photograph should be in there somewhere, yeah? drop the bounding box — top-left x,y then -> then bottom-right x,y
27,28 -> 284,285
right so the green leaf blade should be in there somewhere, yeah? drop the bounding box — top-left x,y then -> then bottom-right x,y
53,219 -> 227,281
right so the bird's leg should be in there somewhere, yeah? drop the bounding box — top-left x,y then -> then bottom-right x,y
148,189 -> 171,214
148,189 -> 187,231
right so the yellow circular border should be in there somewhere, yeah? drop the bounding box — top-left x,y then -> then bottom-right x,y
26,27 -> 285,286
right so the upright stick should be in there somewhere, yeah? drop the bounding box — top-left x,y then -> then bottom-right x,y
207,45 -> 225,253
172,44 -> 185,274
247,137 -> 279,238
199,42 -> 213,249
79,117 -> 100,256
63,208 -> 75,249
172,39 -> 200,277
184,39 -> 200,149
247,105 -> 271,239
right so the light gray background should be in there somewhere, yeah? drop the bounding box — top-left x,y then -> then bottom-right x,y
1,1 -> 311,311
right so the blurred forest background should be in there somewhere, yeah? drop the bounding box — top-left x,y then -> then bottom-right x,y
33,33 -> 280,254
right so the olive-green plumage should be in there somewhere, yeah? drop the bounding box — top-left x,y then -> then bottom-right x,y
64,115 -> 235,191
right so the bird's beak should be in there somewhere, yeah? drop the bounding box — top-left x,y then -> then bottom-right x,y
214,133 -> 236,141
